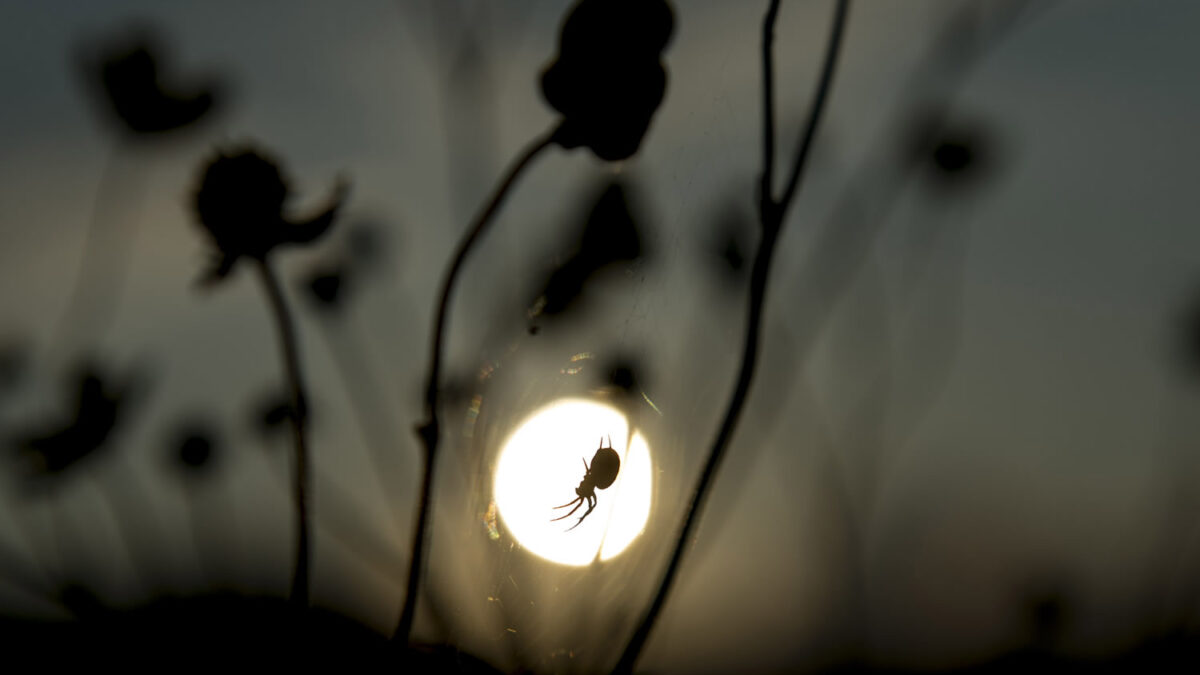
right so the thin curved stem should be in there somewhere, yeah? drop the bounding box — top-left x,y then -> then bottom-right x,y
394,127 -> 557,643
778,0 -> 850,216
761,0 -> 782,208
611,2 -> 850,673
255,258 -> 311,608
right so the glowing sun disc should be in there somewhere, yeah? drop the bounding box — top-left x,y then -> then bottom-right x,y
493,399 -> 652,566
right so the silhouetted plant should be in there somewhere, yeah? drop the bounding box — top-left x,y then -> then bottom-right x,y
906,114 -> 995,190
345,222 -> 383,266
194,148 -> 346,285
578,182 -> 645,264
608,364 -> 638,393
397,0 -> 676,645
164,417 -> 226,586
52,28 -> 225,359
192,146 -> 347,607
613,1 -> 850,671
12,364 -> 128,486
932,139 -> 973,173
541,0 -> 675,161
83,30 -> 219,137
715,225 -> 748,276
251,389 -> 309,439
299,220 -> 387,311
171,424 -> 219,475
0,4 -> 1145,671
303,266 -> 349,311
597,355 -> 654,409
529,180 -> 646,322
700,197 -> 755,288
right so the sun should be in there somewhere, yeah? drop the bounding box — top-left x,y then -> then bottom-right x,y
492,399 -> 652,566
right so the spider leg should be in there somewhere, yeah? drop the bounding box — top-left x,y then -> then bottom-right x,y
565,497 -> 597,532
551,497 -> 585,522
581,457 -> 589,472
552,495 -> 582,510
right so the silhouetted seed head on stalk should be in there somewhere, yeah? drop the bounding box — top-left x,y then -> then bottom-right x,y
579,182 -> 644,267
537,260 -> 589,317
193,147 -> 348,284
925,129 -> 998,192
541,0 -> 675,161
345,220 -> 388,272
530,181 -> 646,320
168,421 -> 221,478
12,364 -> 131,486
903,112 -> 996,190
933,140 -> 973,173
301,264 -> 350,312
179,434 -> 212,468
610,365 -> 636,392
700,197 -> 754,289
252,390 -> 310,439
719,233 -> 746,274
83,29 -> 219,136
599,354 -> 650,399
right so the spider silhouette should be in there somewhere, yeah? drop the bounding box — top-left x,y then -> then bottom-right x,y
552,436 -> 621,531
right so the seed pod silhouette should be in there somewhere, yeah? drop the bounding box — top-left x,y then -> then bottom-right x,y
193,148 -> 347,284
541,0 -> 675,161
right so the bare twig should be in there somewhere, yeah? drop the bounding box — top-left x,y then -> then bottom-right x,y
395,127 -> 558,643
255,258 -> 311,607
761,0 -> 781,212
778,0 -> 850,217
612,2 -> 851,673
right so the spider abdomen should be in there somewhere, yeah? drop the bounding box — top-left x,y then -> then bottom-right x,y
589,445 -> 621,490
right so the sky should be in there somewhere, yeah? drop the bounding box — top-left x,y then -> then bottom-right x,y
2,0 -> 1200,672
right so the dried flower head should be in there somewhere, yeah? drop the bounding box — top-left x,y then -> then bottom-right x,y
541,0 -> 675,161
193,147 -> 347,283
86,31 -> 218,135
14,364 -> 131,483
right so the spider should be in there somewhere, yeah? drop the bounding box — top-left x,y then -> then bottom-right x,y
551,436 -> 621,531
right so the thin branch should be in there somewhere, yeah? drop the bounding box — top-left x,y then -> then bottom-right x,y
255,258 -> 311,608
778,0 -> 851,216
761,0 -> 782,210
395,127 -> 558,643
611,2 -> 851,673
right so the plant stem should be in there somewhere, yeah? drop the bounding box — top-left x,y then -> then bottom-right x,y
255,258 -> 311,608
395,128 -> 557,643
761,0 -> 781,211
611,2 -> 850,673
778,0 -> 851,215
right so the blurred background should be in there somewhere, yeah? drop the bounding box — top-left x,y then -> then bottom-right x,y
2,0 -> 1200,672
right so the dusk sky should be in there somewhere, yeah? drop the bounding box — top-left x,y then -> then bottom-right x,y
2,1 -> 1200,672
